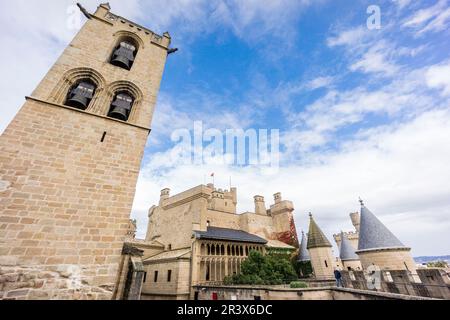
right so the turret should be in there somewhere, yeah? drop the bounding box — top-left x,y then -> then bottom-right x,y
254,195 -> 267,215
350,211 -> 360,232
297,231 -> 310,262
339,231 -> 361,270
160,188 -> 170,206
307,213 -> 335,279
268,192 -> 299,247
355,199 -> 416,272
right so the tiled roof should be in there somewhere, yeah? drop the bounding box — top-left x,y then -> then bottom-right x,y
298,231 -> 310,262
339,232 -> 359,261
357,205 -> 406,252
194,227 -> 268,244
266,239 -> 295,249
307,214 -> 332,249
144,248 -> 191,262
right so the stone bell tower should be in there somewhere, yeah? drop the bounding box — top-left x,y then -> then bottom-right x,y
0,4 -> 173,300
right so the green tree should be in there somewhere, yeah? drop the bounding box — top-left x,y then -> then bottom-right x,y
223,250 -> 298,285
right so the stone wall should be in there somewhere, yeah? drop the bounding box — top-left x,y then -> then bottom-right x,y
357,248 -> 417,271
340,269 -> 450,299
192,285 -> 434,300
0,4 -> 169,300
308,247 -> 335,279
141,260 -> 191,300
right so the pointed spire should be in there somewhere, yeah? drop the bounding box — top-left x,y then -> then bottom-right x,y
339,232 -> 359,261
297,231 -> 310,262
357,202 -> 406,251
307,213 -> 332,249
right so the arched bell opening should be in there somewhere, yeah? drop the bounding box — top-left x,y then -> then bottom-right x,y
65,80 -> 96,110
110,37 -> 138,70
107,91 -> 135,121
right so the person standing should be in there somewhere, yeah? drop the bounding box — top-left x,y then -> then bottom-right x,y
334,269 -> 343,288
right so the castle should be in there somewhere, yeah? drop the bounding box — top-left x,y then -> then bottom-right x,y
0,4 -> 448,301
138,185 -> 298,299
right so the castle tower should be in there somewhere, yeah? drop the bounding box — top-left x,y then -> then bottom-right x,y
254,195 -> 267,215
339,231 -> 361,271
0,4 -> 172,300
355,200 -> 416,272
307,213 -> 335,279
269,193 -> 299,247
297,231 -> 310,262
350,211 -> 360,232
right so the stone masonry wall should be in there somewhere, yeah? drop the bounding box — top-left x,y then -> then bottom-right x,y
0,4 -> 169,300
0,100 -> 148,299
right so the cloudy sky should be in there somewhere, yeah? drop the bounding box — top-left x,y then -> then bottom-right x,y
1,0 -> 449,256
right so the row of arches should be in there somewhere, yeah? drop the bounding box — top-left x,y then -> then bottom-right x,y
199,257 -> 246,282
48,67 -> 143,123
200,242 -> 264,257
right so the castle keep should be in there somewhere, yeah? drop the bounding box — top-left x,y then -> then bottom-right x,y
0,4 -> 172,299
139,184 -> 298,299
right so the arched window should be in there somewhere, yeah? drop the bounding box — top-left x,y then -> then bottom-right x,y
108,92 -> 134,121
65,80 -> 96,110
110,38 -> 138,70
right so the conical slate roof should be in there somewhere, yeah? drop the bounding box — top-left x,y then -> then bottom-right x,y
307,213 -> 332,249
297,231 -> 310,262
339,232 -> 359,261
357,203 -> 406,252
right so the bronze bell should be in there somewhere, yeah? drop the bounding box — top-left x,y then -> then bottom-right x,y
66,81 -> 95,110
111,42 -> 136,70
109,93 -> 134,121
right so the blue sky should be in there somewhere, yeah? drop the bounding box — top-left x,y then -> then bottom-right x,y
1,0 -> 450,256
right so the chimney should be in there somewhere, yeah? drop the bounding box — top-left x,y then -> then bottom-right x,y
159,188 -> 170,205
273,192 -> 282,204
254,195 -> 266,215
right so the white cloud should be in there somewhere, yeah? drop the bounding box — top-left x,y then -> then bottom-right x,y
425,61 -> 450,96
132,108 -> 450,256
402,0 -> 450,36
350,49 -> 399,76
327,26 -> 366,47
306,76 -> 335,90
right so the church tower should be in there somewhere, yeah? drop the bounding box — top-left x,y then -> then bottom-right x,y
0,4 -> 172,300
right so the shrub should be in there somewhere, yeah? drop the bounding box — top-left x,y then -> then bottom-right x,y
290,281 -> 308,288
